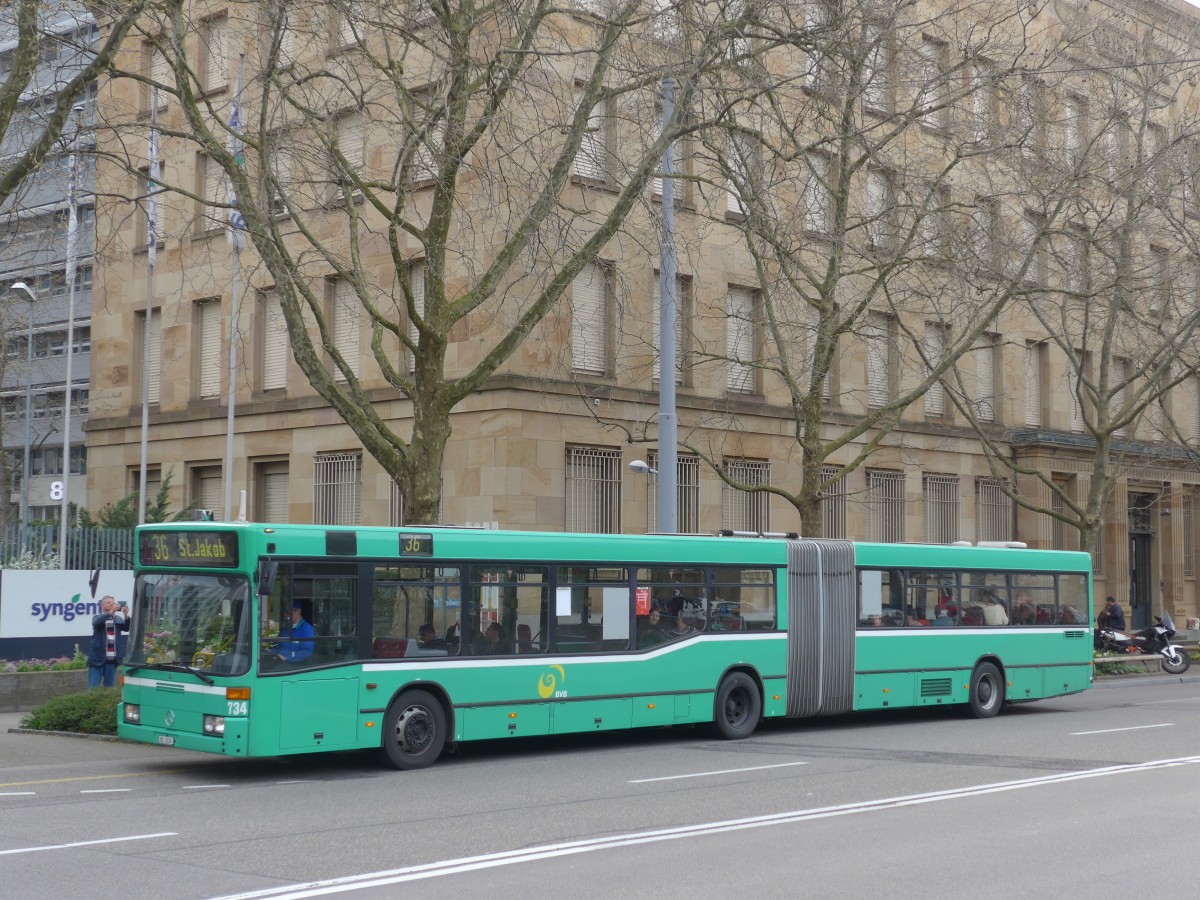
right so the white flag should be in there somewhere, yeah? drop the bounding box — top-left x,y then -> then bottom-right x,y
147,91 -> 160,267
226,56 -> 246,250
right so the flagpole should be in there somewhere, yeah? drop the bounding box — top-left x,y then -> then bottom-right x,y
137,89 -> 159,525
223,54 -> 247,522
59,103 -> 84,566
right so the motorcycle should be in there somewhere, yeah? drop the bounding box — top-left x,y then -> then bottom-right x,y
1095,609 -> 1192,675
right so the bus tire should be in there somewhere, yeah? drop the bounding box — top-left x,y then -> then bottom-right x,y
967,662 -> 1004,719
380,690 -> 447,770
712,672 -> 761,740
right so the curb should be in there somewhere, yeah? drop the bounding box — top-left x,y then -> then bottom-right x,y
4,727 -> 123,742
1091,672 -> 1200,689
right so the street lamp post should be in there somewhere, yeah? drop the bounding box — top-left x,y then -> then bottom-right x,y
10,282 -> 36,541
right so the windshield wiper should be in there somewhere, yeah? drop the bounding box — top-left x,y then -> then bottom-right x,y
124,662 -> 214,686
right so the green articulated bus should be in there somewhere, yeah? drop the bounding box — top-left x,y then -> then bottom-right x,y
119,523 -> 1093,769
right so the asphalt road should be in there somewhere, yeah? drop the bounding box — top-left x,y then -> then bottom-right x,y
2,676 -> 1198,899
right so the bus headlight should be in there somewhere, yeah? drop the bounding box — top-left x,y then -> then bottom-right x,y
124,704 -> 141,724
202,715 -> 226,736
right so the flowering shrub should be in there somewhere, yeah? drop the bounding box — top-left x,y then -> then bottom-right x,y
0,644 -> 86,673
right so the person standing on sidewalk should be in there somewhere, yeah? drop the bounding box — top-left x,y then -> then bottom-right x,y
87,595 -> 130,688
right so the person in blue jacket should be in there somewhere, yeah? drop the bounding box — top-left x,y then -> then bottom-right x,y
87,595 -> 130,688
274,602 -> 315,663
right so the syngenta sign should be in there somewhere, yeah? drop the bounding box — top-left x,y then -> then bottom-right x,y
0,570 -> 135,639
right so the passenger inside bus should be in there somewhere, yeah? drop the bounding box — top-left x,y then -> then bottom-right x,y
474,621 -> 512,655
638,608 -> 669,647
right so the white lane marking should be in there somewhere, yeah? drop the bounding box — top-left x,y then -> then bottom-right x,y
183,784 -> 231,790
0,792 -> 35,797
1071,724 -> 1174,736
629,762 -> 809,783
80,789 -> 132,794
0,832 -> 177,856
275,780 -> 317,785
209,755 -> 1200,900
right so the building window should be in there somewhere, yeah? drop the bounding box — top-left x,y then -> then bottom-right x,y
565,446 -> 620,533
727,286 -> 757,394
1069,359 -> 1085,433
139,308 -> 161,405
195,298 -> 222,399
130,466 -> 162,512
722,458 -> 770,533
389,480 -> 404,527
201,153 -> 224,232
70,444 -> 87,475
571,261 -> 610,376
861,23 -> 890,112
1018,78 -> 1044,157
136,167 -> 164,249
1025,341 -> 1044,427
1112,357 -> 1128,438
1185,492 -> 1195,578
969,61 -> 996,144
865,311 -> 893,408
918,38 -> 947,129
255,459 -> 289,523
974,335 -> 996,422
1064,94 -> 1087,164
313,451 -> 362,525
975,477 -> 1011,542
330,112 -> 365,200
923,474 -> 959,544
1050,479 -> 1068,551
726,131 -> 756,216
652,274 -> 691,385
190,464 -> 223,520
260,289 -> 288,391
647,453 -> 699,533
864,168 -> 895,250
803,154 -> 832,233
1189,378 -> 1200,447
820,465 -> 847,539
200,15 -> 228,95
866,470 -> 905,543
331,278 -> 361,381
573,93 -> 608,182
407,261 -> 426,372
924,322 -> 946,417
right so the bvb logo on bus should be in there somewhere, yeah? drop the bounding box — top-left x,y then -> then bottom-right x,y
537,664 -> 567,699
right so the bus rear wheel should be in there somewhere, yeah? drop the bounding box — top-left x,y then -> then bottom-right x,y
713,672 -> 762,740
967,662 -> 1004,719
380,690 -> 447,770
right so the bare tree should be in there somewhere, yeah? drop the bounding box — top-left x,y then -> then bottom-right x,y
128,0 -> 748,523
635,0 -> 1074,535
943,2 -> 1200,557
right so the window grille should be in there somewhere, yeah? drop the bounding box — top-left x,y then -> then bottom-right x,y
866,470 -> 905,543
975,477 -> 1011,542
722,459 -> 770,533
923,474 -> 959,543
1050,483 -> 1067,551
313,452 -> 362,525
565,447 -> 620,533
1185,492 -> 1195,578
647,453 -> 699,532
820,465 -> 847,539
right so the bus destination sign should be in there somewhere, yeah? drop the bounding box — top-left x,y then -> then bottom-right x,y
139,531 -> 240,568
399,533 -> 434,557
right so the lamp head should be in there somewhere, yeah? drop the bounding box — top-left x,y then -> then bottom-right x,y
10,282 -> 35,301
628,459 -> 658,476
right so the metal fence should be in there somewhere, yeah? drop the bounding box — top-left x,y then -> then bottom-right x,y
0,525 -> 135,570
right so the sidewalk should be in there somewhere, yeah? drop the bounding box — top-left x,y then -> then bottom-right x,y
1091,671 -> 1200,689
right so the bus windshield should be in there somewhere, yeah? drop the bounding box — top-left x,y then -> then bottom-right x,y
126,573 -> 254,677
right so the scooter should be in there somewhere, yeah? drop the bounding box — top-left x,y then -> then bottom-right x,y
1095,610 -> 1192,675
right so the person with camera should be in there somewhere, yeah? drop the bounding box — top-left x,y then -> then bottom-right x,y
87,595 -> 130,688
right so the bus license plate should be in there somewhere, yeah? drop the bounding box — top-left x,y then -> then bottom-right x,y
157,735 -> 175,746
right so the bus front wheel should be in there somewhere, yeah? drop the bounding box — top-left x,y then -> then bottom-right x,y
967,662 -> 1004,719
713,672 -> 762,740
380,690 -> 447,770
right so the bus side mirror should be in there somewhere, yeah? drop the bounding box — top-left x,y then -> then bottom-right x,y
88,568 -> 101,599
257,560 -> 278,598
